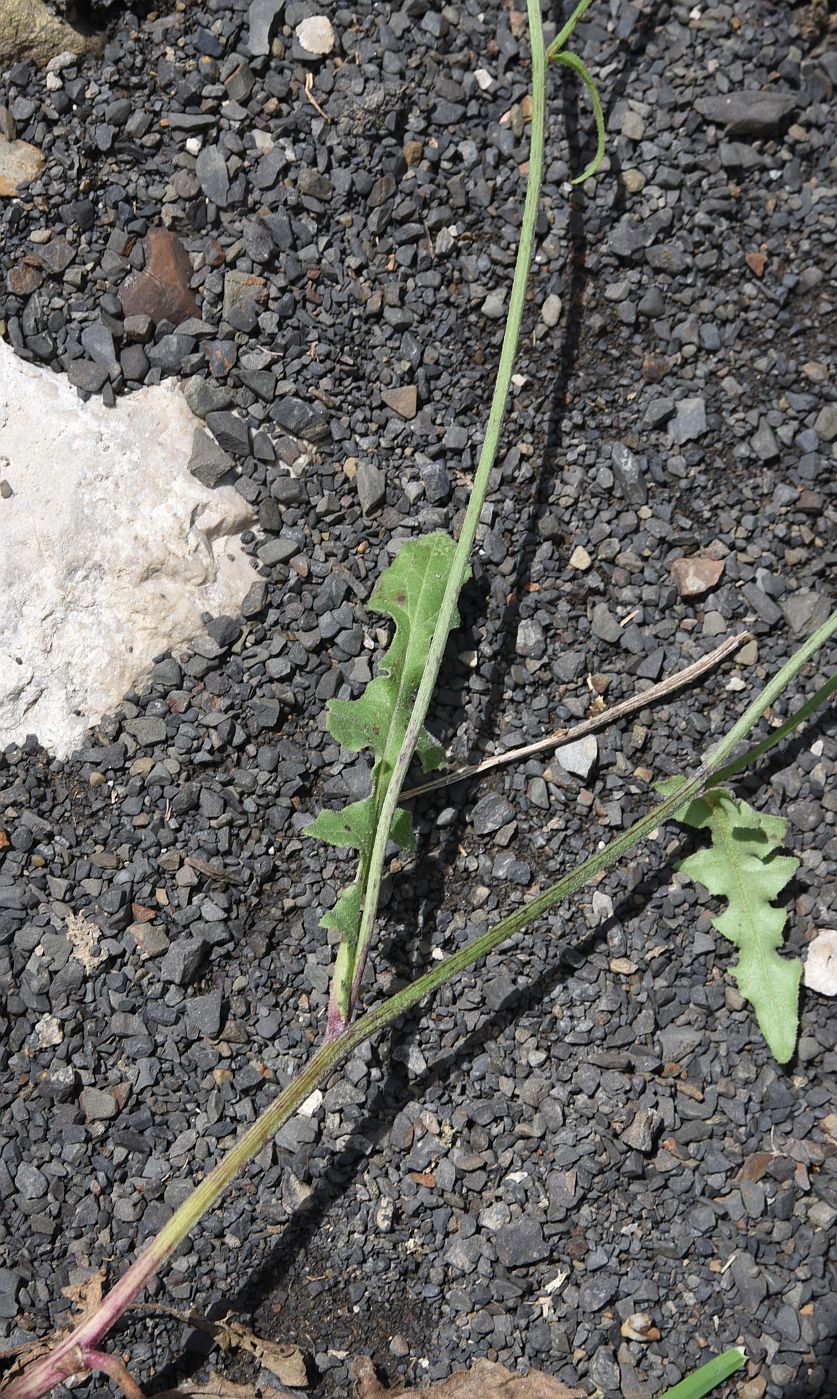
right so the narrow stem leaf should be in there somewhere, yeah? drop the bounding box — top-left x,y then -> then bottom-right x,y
554,50 -> 606,183
305,531 -> 460,1029
547,0 -> 597,57
710,671 -> 836,789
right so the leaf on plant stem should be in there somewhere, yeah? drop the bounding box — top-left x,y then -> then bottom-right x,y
658,779 -> 800,1063
306,531 -> 461,967
553,50 -> 606,183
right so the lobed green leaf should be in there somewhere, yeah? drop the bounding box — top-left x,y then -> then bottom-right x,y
306,531 -> 462,988
661,782 -> 801,1063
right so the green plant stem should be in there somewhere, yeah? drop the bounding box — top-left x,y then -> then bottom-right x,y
710,671 -> 837,789
339,0 -> 549,1027
548,0 -> 596,58
4,616 -> 833,1399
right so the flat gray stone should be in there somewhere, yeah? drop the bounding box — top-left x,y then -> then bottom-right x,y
16,1161 -> 48,1199
495,1219 -> 548,1268
186,990 -> 224,1038
590,602 -> 622,644
620,1108 -> 662,1154
516,618 -> 545,657
160,936 -> 207,987
669,396 -> 707,444
0,1268 -> 22,1320
579,1274 -> 618,1311
356,461 -> 386,514
80,1086 -> 119,1121
271,395 -> 329,443
195,145 -> 230,207
557,734 -> 598,781
694,89 -> 796,137
611,441 -> 647,505
751,418 -> 779,462
782,591 -> 830,639
471,792 -> 515,836
813,403 -> 837,442
189,428 -> 235,487
124,716 -> 167,745
248,0 -> 283,55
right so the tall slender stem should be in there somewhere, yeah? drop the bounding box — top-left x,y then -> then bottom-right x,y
339,0 -> 550,1030
4,613 -> 833,1399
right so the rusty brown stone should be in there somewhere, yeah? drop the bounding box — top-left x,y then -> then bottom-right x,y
7,260 -> 43,295
640,353 -> 669,383
745,251 -> 767,277
0,138 -> 44,197
670,556 -> 725,598
381,384 -> 418,419
119,226 -> 200,326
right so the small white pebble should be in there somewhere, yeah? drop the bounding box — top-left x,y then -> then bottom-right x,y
295,15 -> 336,56
299,1089 -> 323,1117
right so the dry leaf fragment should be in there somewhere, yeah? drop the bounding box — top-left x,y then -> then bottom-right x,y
60,1269 -> 106,1323
155,1379 -> 293,1399
209,1318 -> 307,1388
353,1356 -> 582,1399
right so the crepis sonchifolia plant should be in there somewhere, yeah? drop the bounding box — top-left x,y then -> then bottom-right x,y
2,3 -> 835,1398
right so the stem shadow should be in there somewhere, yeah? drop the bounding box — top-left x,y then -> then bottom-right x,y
144,863 -> 673,1395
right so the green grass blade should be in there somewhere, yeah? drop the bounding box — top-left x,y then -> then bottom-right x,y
657,1348 -> 746,1399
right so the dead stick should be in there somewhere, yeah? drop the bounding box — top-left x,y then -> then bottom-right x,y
403,631 -> 752,800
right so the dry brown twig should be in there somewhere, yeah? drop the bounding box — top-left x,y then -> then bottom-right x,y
402,632 -> 752,801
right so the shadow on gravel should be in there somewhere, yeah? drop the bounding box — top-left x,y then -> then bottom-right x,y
144,673 -> 835,1391
145,864 -> 673,1395
455,0 -> 666,784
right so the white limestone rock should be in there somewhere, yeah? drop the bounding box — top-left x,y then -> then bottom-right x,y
804,929 -> 837,997
0,341 -> 254,756
295,15 -> 336,55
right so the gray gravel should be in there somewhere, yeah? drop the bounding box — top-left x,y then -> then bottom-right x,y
1,1 -> 835,1398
